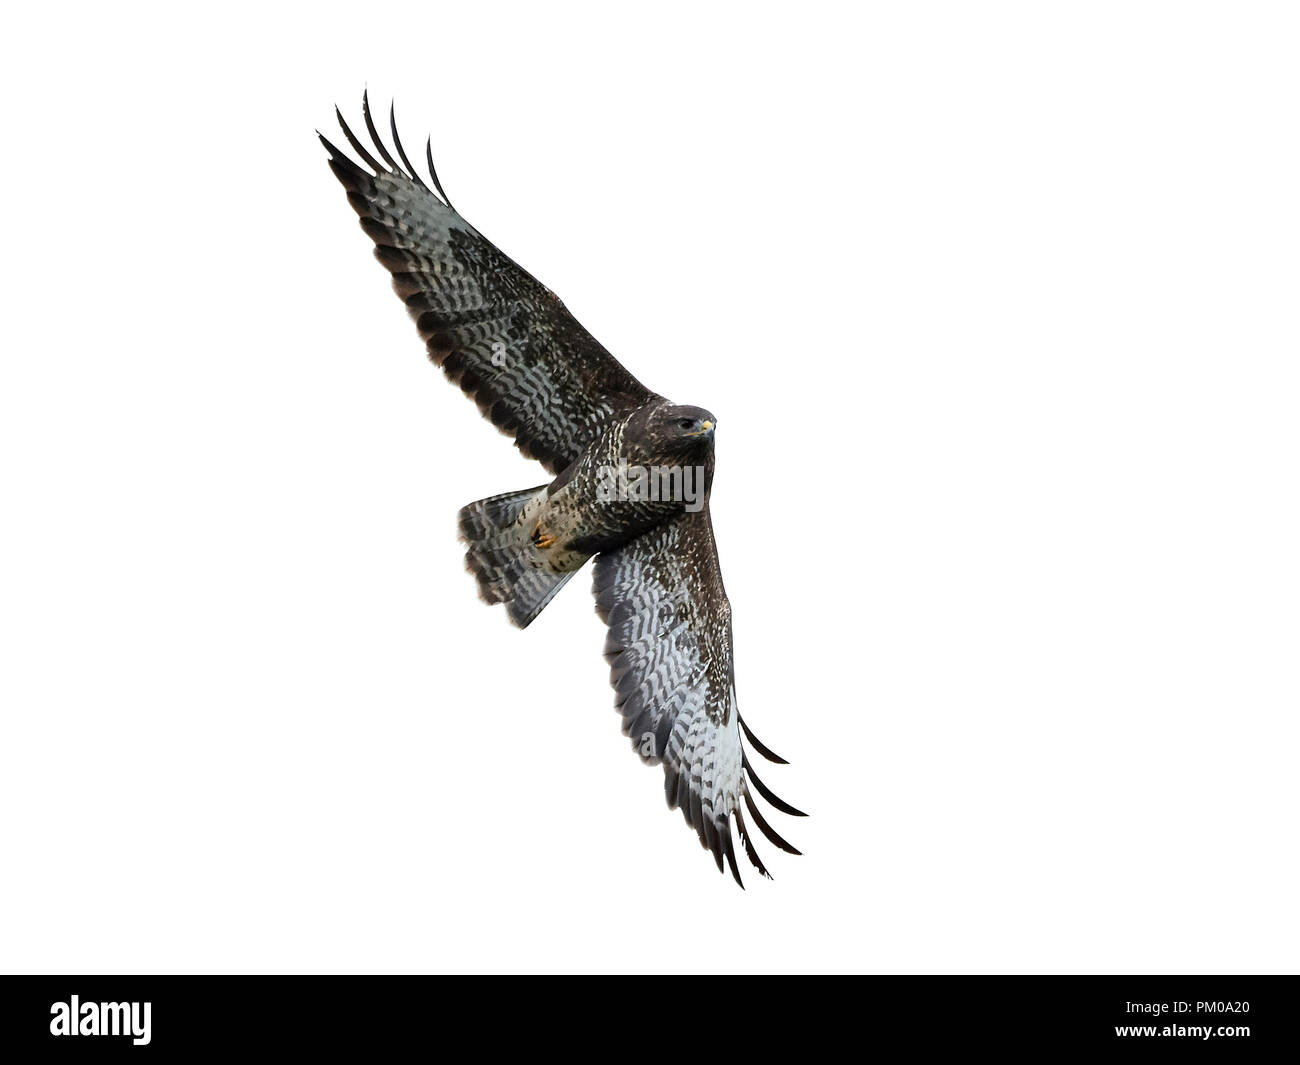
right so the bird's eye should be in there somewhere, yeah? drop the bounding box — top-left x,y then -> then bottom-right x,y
678,419 -> 695,430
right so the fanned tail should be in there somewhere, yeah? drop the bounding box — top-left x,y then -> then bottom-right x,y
458,486 -> 581,627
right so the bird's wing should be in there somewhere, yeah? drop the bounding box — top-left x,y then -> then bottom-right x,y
320,96 -> 656,475
593,508 -> 804,886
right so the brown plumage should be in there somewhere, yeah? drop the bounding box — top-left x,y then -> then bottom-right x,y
321,94 -> 803,885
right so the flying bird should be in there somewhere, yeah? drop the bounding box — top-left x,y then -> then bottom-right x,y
319,94 -> 803,885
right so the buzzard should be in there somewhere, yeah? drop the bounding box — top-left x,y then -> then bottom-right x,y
320,95 -> 803,885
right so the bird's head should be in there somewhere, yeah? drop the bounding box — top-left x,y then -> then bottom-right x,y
651,404 -> 716,457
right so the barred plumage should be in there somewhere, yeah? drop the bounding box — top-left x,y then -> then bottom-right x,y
321,94 -> 802,884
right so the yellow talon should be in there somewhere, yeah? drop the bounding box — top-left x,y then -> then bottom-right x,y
533,529 -> 557,549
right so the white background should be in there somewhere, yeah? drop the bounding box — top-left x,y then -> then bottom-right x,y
2,2 -> 1297,974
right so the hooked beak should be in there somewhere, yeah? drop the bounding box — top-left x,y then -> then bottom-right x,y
686,420 -> 715,437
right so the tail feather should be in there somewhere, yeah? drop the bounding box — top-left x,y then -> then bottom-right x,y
457,486 -> 583,627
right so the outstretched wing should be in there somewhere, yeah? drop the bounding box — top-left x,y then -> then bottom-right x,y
320,95 -> 656,475
593,508 -> 804,886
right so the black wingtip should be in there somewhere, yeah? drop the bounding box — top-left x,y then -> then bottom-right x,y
331,94 -> 455,210
743,788 -> 802,856
722,819 -> 745,889
739,712 -> 789,765
735,806 -> 773,879
701,808 -> 723,873
743,753 -> 807,818
426,135 -> 455,210
361,90 -> 401,174
389,101 -> 429,191
710,829 -> 725,875
335,105 -> 382,172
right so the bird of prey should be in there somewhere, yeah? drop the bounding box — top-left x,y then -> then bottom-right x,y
319,95 -> 803,885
